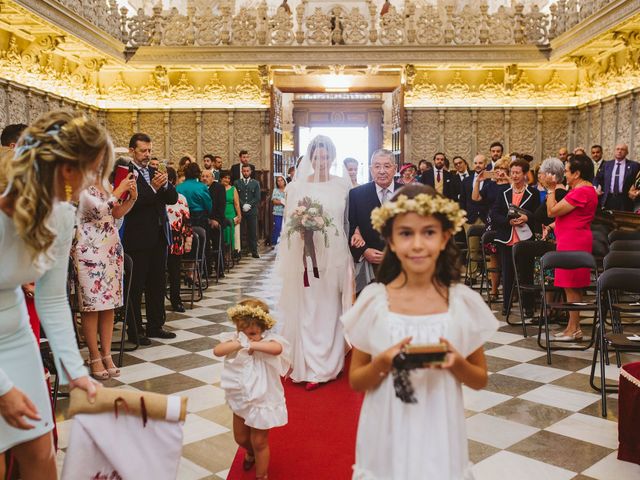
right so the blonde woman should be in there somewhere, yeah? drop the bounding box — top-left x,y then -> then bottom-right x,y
0,112 -> 102,479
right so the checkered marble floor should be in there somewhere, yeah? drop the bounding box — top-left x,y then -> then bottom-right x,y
54,249 -> 640,480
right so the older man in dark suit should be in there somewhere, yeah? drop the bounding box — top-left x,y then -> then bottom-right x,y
122,133 -> 178,344
594,143 -> 640,211
348,149 -> 399,293
419,152 -> 460,202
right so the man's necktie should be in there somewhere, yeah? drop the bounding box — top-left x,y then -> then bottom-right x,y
437,170 -> 441,183
613,162 -> 622,194
140,167 -> 150,184
380,188 -> 389,204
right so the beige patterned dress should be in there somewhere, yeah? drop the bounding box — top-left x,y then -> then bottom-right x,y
71,186 -> 124,312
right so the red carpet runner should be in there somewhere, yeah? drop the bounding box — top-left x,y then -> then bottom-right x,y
227,368 -> 364,479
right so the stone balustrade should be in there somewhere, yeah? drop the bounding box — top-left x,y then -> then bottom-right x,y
47,0 -> 616,47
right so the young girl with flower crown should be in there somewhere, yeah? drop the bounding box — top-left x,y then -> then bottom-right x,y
213,299 -> 290,480
342,184 -> 498,479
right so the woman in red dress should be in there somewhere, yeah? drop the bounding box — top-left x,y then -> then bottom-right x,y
545,154 -> 598,341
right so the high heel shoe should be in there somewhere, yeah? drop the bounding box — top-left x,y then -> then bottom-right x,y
552,329 -> 583,342
88,357 -> 109,380
102,354 -> 120,378
305,382 -> 320,391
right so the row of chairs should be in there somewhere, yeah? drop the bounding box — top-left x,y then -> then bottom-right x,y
462,226 -> 640,417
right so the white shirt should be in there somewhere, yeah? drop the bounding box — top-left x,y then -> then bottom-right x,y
458,172 -> 469,182
376,182 -> 395,204
472,172 -> 484,191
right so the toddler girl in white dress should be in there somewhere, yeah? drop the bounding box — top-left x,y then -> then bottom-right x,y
342,185 -> 498,479
214,298 -> 290,480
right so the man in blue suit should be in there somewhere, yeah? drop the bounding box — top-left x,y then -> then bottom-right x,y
594,143 -> 640,211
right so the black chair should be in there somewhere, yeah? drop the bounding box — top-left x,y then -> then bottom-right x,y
507,240 -> 556,337
590,268 -> 640,417
113,253 -> 137,367
603,251 -> 640,270
592,229 -> 609,271
610,240 -> 640,252
538,251 -> 599,364
480,230 -> 501,308
608,230 -> 640,243
192,226 -> 209,291
180,233 -> 202,307
465,224 -> 485,289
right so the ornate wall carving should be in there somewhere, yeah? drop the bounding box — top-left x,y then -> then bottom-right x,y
409,110 -> 439,162
138,112 -> 166,159
233,111 -> 263,167
477,110 -> 504,155
510,110 -> 537,159
0,88 -> 7,129
106,112 -> 133,149
8,88 -> 28,125
29,94 -> 48,124
169,112 -> 197,162
202,112 -> 229,161
601,99 -> 616,156
444,110 -> 471,160
542,110 -> 568,160
589,103 -> 602,147
575,107 -> 588,149
616,95 -> 633,146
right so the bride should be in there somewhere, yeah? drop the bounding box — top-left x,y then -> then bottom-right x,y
275,135 -> 353,390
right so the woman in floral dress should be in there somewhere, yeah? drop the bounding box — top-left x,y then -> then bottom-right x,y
71,170 -> 137,379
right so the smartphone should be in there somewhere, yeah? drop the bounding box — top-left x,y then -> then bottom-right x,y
157,162 -> 167,174
483,170 -> 496,179
392,343 -> 448,370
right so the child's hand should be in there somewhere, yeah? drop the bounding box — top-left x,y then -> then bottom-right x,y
373,336 -> 412,374
431,337 -> 462,370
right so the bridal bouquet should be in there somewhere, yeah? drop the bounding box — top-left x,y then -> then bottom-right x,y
285,196 -> 338,287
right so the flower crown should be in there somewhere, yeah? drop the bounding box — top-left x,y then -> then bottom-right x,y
371,193 -> 467,234
227,304 -> 276,330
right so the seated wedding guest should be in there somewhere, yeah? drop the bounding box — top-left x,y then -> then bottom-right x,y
344,185 -> 497,480
0,111 -> 97,479
221,170 -> 242,262
166,166 -> 192,313
176,154 -> 193,185
544,154 -> 598,341
271,175 -> 286,246
490,158 -> 540,317
344,157 -> 359,187
72,160 -> 138,379
177,162 -> 212,231
594,143 -> 639,211
398,163 -> 419,185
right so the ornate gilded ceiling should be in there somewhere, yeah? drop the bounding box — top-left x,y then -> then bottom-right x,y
0,0 -> 639,109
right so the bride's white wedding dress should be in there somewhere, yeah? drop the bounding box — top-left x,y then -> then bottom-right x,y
275,175 -> 354,383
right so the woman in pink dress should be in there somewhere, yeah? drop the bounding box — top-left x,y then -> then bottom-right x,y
545,154 -> 598,341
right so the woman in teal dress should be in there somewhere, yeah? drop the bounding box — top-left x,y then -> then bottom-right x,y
220,170 -> 241,252
0,112 -> 102,479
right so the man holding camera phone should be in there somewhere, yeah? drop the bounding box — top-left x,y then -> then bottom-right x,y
122,133 -> 178,344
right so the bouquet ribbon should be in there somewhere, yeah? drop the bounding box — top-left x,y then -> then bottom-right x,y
302,229 -> 320,287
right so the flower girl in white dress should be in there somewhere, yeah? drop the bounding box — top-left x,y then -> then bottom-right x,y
342,185 -> 498,479
214,299 -> 290,480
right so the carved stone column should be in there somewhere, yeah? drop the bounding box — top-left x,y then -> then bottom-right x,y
613,96 -> 620,146
536,109 -> 543,162
471,109 -> 478,157
404,109 -> 412,164
569,108 -> 578,150
228,111 -> 235,161
438,108 -> 445,151
164,112 -> 170,160
504,109 -> 511,154
130,111 -> 138,135
196,110 -> 202,162
586,104 -> 592,148
631,92 -> 638,159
